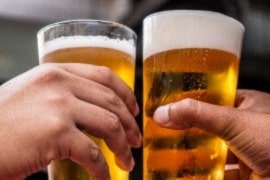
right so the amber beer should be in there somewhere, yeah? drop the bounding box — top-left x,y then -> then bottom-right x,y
40,38 -> 135,89
37,20 -> 136,180
143,11 -> 244,179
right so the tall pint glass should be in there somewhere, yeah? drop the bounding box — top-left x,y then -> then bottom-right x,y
143,10 -> 244,180
37,20 -> 137,180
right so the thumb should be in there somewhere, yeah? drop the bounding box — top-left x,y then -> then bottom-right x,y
153,98 -> 270,176
153,98 -> 243,141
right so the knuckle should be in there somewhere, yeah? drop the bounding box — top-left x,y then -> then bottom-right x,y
49,112 -> 71,136
122,89 -> 137,113
97,66 -> 114,83
169,98 -> 200,129
48,93 -> 70,106
34,65 -> 65,85
51,119 -> 68,135
183,98 -> 199,110
106,92 -> 121,107
107,114 -> 122,134
128,122 -> 140,138
173,98 -> 199,119
88,145 -> 102,164
124,90 -> 135,105
187,98 -> 201,121
119,147 -> 131,160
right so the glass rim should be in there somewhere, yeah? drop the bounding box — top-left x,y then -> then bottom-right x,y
144,10 -> 245,31
37,19 -> 137,39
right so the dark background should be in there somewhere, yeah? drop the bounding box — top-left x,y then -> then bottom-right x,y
1,0 -> 269,179
129,1 -> 270,179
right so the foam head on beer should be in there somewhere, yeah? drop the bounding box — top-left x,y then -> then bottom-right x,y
39,35 -> 136,60
39,35 -> 136,90
143,10 -> 244,60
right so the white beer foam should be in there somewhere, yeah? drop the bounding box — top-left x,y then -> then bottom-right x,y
40,35 -> 136,59
143,10 -> 245,60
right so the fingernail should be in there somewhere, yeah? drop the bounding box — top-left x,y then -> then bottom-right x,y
129,157 -> 135,171
133,103 -> 140,116
116,155 -> 135,172
136,134 -> 143,148
153,105 -> 170,124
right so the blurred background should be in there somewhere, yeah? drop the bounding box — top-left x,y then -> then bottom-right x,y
0,0 -> 269,179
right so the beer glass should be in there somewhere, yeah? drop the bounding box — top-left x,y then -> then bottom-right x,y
37,20 -> 137,180
143,10 -> 244,179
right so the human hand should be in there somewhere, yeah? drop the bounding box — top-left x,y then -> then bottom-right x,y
153,89 -> 270,179
0,63 -> 142,180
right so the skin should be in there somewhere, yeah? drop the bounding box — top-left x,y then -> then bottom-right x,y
153,90 -> 270,179
0,63 -> 142,180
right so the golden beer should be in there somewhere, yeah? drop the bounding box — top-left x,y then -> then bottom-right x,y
41,46 -> 135,89
38,20 -> 136,180
143,11 -> 244,180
